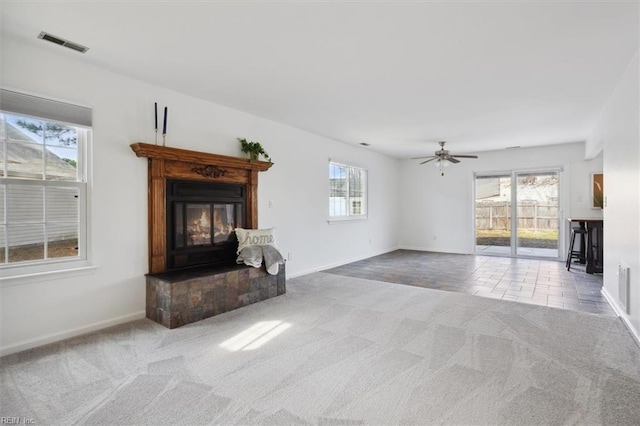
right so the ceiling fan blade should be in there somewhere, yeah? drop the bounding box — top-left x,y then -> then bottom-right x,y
411,156 -> 436,160
451,154 -> 478,159
420,158 -> 438,164
445,156 -> 460,164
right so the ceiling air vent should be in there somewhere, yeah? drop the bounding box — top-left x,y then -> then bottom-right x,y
38,31 -> 89,53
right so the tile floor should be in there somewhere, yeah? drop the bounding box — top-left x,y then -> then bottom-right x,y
323,249 -> 615,316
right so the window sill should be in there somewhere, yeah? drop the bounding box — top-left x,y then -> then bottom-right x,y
327,216 -> 369,224
0,260 -> 99,287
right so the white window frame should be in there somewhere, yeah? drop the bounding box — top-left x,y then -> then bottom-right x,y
0,91 -> 95,285
328,159 -> 368,222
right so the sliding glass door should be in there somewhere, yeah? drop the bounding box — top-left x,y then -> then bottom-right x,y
515,172 -> 559,258
475,174 -> 512,256
475,170 -> 559,258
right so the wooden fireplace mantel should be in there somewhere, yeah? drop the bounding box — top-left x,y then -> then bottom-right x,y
131,142 -> 273,274
131,143 -> 273,172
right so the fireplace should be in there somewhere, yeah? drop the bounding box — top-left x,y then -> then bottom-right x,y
130,142 -> 272,274
166,179 -> 246,270
132,143 -> 283,329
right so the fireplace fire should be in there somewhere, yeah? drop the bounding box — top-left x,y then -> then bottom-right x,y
185,205 -> 211,246
179,204 -> 239,247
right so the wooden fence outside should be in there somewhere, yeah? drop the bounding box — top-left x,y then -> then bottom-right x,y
476,201 -> 558,231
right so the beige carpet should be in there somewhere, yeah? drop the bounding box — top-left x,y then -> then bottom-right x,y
1,272 -> 639,425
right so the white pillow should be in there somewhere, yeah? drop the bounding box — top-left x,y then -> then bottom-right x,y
235,227 -> 277,254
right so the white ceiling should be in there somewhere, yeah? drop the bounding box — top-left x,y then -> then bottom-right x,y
3,1 -> 638,158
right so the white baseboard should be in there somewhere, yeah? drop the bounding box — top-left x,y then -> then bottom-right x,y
287,246 -> 400,279
398,245 -> 472,255
602,287 -> 640,347
1,311 -> 146,357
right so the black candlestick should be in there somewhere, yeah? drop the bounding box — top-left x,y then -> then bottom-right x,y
163,106 -> 167,135
162,106 -> 167,146
154,102 -> 158,145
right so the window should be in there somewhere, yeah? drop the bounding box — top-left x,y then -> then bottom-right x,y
329,161 -> 367,220
0,89 -> 91,278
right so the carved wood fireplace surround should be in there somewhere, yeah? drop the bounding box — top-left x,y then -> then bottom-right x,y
131,143 -> 284,329
131,142 -> 272,274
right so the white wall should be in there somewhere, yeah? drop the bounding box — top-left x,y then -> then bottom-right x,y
399,142 -> 603,254
587,53 -> 640,339
0,38 -> 400,355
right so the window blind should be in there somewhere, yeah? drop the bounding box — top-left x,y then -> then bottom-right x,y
0,89 -> 92,127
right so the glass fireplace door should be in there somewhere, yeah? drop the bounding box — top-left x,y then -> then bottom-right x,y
174,203 -> 243,249
166,179 -> 247,271
212,204 -> 241,243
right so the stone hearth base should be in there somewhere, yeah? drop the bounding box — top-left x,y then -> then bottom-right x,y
146,263 -> 286,329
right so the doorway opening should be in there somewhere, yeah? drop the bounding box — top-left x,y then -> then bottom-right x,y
475,171 -> 560,259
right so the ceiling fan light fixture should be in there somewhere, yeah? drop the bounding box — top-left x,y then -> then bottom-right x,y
414,141 -> 478,176
434,158 -> 449,176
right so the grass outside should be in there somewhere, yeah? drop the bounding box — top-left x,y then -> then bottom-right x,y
476,229 -> 558,248
0,239 -> 78,264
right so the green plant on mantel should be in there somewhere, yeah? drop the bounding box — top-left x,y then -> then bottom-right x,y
238,138 -> 271,162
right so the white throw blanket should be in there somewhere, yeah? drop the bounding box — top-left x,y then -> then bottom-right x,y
236,245 -> 284,275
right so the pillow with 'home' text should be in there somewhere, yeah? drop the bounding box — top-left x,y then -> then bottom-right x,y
235,227 -> 277,254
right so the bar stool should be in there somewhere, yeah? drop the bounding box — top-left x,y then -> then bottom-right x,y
566,226 -> 588,271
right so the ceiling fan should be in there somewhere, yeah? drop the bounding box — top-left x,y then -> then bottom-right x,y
412,141 -> 478,176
